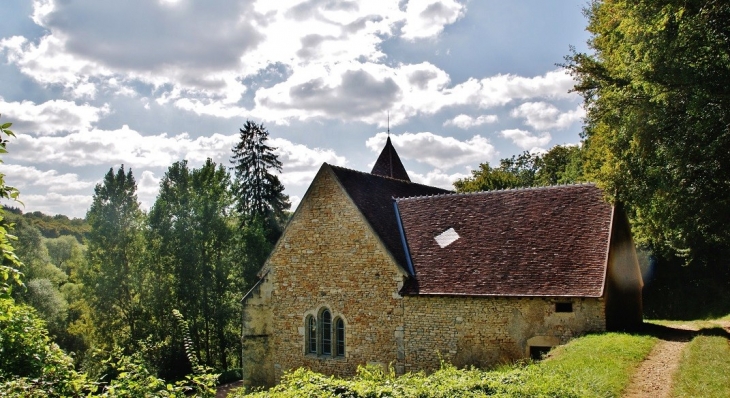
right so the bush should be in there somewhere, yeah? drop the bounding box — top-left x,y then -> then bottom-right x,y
219,368 -> 243,385
0,298 -> 89,397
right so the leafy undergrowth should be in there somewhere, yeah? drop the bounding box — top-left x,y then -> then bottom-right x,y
671,335 -> 730,398
231,333 -> 656,398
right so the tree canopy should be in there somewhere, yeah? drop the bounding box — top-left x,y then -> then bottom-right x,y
84,165 -> 146,349
231,121 -> 290,243
454,145 -> 584,193
565,0 -> 730,263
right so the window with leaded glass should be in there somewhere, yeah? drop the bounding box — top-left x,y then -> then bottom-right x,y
306,315 -> 317,354
335,318 -> 345,357
320,309 -> 332,356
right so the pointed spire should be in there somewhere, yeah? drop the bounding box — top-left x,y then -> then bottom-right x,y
371,136 -> 411,182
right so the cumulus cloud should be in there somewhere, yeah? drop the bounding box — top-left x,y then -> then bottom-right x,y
443,114 -> 498,129
13,192 -> 93,219
408,168 -> 468,191
3,1 -> 577,126
510,102 -> 585,130
401,0 -> 466,40
366,132 -> 496,170
0,98 -> 108,135
270,137 -> 347,186
500,129 -> 551,151
10,125 -> 235,168
442,70 -> 576,110
136,170 -> 162,211
0,164 -> 95,192
254,62 -> 403,124
43,1 -> 261,72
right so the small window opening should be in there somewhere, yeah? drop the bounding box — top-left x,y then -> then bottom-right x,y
307,315 -> 317,354
529,346 -> 552,360
555,302 -> 573,313
335,318 -> 345,357
320,310 -> 332,355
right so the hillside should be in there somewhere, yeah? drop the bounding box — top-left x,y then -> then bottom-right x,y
4,207 -> 89,243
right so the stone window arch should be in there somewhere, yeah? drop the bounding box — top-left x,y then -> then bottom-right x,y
305,308 -> 346,358
319,308 -> 332,355
305,315 -> 317,354
334,317 -> 345,357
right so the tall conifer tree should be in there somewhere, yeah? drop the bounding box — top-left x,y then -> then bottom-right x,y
230,121 -> 290,244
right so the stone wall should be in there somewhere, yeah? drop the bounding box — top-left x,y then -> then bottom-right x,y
242,166 -> 408,386
400,295 -> 606,372
242,165 -> 611,386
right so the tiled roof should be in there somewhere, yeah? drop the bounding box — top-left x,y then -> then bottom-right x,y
370,136 -> 411,182
328,164 -> 450,270
395,184 -> 612,297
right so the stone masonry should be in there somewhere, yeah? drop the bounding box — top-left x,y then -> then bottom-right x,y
243,167 -> 409,385
401,296 -> 605,373
242,165 -> 612,386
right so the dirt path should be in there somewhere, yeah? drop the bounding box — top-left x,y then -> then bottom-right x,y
622,339 -> 687,398
216,380 -> 244,398
622,321 -> 730,398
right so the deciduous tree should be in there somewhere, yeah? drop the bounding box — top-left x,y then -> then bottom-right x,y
84,165 -> 146,350
565,0 -> 730,263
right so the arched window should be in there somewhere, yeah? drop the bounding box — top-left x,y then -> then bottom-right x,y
306,315 -> 317,354
335,317 -> 345,357
320,309 -> 332,355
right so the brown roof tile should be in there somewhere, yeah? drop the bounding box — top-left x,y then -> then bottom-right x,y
328,164 -> 450,269
370,136 -> 411,182
395,185 -> 612,297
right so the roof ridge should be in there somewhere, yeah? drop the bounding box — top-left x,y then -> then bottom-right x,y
326,163 -> 453,192
394,182 -> 597,201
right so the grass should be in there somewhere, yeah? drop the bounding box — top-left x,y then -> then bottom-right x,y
531,333 -> 657,397
671,334 -> 730,398
230,333 -> 657,398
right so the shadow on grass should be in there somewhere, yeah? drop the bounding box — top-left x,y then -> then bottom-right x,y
637,322 -> 730,343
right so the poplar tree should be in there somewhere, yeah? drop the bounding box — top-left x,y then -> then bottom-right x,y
84,165 -> 145,350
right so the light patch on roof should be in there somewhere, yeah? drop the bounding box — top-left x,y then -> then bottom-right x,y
435,227 -> 460,248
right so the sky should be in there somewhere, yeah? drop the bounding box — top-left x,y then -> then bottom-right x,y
0,0 -> 591,219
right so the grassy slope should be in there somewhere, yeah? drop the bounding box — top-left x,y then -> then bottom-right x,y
644,318 -> 730,398
672,335 -> 730,398
233,333 -> 657,398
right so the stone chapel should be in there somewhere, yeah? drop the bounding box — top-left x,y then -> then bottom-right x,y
241,137 -> 643,386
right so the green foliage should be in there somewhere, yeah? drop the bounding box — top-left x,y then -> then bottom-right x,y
0,115 -> 23,298
12,218 -> 67,285
454,145 -> 585,193
233,333 -> 657,398
4,208 -> 89,242
147,159 -> 239,375
26,278 -> 69,334
45,235 -> 86,272
84,165 -> 146,350
672,335 -> 730,398
96,349 -> 218,398
218,368 -> 242,385
565,0 -> 730,263
237,217 -> 273,290
231,120 -> 290,243
0,298 -> 89,397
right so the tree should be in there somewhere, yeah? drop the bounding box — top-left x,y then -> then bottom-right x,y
147,159 -> 237,376
83,165 -> 146,350
231,121 -> 290,243
0,115 -> 22,298
564,0 -> 730,263
454,145 -> 584,193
